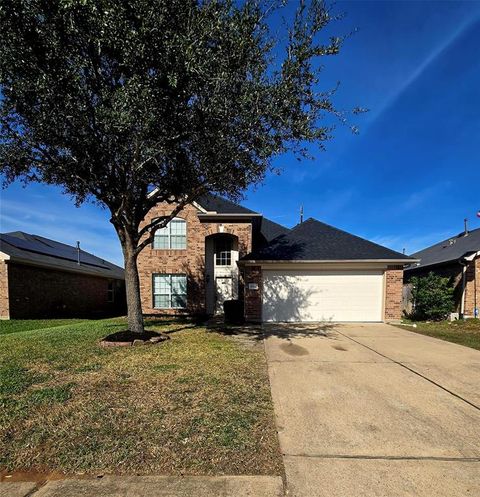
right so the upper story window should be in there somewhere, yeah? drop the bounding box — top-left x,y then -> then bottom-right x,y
153,218 -> 186,249
215,238 -> 232,266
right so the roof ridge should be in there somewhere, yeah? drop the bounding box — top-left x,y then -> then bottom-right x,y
243,215 -> 412,261
260,215 -> 289,229
313,218 -> 409,258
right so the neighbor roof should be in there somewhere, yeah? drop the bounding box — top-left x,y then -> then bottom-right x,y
0,232 -> 124,279
243,218 -> 414,262
407,227 -> 480,270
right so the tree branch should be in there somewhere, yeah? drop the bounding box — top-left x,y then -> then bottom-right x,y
134,186 -> 207,255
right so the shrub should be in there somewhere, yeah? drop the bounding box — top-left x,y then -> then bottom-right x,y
409,272 -> 454,321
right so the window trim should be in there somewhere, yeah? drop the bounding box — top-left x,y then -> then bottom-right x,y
152,273 -> 187,309
152,217 -> 187,250
107,281 -> 115,303
215,238 -> 233,267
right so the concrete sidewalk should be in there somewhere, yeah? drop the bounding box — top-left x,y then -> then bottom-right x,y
264,322 -> 480,497
0,475 -> 284,497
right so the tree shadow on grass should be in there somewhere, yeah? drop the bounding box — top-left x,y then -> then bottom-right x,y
143,315 -> 207,336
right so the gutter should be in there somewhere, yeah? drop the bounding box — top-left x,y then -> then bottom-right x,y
197,213 -> 262,222
238,258 -> 419,266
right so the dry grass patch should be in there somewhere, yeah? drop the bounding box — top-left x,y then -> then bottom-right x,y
0,317 -> 282,477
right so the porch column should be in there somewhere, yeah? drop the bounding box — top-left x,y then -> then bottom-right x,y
384,265 -> 404,322
244,265 -> 262,322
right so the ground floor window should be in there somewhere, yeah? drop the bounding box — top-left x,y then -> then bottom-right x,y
107,281 -> 115,303
153,274 -> 187,309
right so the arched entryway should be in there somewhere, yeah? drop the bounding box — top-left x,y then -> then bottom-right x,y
205,233 -> 239,314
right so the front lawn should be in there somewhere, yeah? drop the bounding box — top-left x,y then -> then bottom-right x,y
0,319 -> 87,336
398,319 -> 480,350
0,317 -> 282,477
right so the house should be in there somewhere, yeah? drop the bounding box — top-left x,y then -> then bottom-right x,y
405,227 -> 480,318
0,231 -> 125,319
138,195 -> 415,322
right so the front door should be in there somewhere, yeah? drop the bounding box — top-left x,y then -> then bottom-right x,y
215,276 -> 233,314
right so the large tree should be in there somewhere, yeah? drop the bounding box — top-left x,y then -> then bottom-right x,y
0,0 -> 360,333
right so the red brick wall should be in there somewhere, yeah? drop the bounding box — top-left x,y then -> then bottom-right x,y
384,266 -> 404,321
244,265 -> 262,322
464,256 -> 479,317
6,263 -> 125,319
137,202 -> 252,315
0,261 -> 9,319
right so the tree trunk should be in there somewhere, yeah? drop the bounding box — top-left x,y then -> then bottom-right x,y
123,240 -> 144,334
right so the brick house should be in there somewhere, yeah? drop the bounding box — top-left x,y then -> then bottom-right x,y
138,195 -> 414,322
405,227 -> 480,318
0,232 -> 125,319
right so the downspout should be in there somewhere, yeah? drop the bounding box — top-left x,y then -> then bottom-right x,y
460,261 -> 467,319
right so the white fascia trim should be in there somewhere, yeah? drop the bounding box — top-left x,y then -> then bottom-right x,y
192,201 -> 208,213
146,188 -> 208,213
147,187 -> 159,198
463,251 -> 480,262
197,213 -> 262,218
0,251 -> 11,261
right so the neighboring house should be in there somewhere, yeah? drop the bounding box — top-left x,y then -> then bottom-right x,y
0,232 -> 125,319
405,227 -> 480,318
138,195 -> 415,322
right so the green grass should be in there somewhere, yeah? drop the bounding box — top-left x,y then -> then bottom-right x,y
0,317 -> 282,477
398,318 -> 480,350
0,319 -> 87,336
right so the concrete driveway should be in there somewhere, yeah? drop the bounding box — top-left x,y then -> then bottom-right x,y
264,322 -> 480,497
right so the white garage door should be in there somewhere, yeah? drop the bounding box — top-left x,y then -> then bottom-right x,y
262,269 -> 384,322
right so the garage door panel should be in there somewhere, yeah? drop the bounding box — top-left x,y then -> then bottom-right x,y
262,270 -> 384,322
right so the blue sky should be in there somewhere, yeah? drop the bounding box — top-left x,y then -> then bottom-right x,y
1,0 -> 480,267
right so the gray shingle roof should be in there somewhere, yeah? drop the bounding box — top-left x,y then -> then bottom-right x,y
0,232 -> 124,279
407,227 -> 480,270
196,194 -> 257,214
243,218 -> 413,261
256,217 -> 290,242
196,194 -> 290,246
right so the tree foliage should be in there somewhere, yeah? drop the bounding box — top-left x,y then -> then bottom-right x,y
0,0 -> 360,332
409,272 -> 455,321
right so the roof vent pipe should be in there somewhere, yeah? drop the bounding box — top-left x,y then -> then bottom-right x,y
464,218 -> 469,236
300,205 -> 304,224
76,241 -> 81,265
